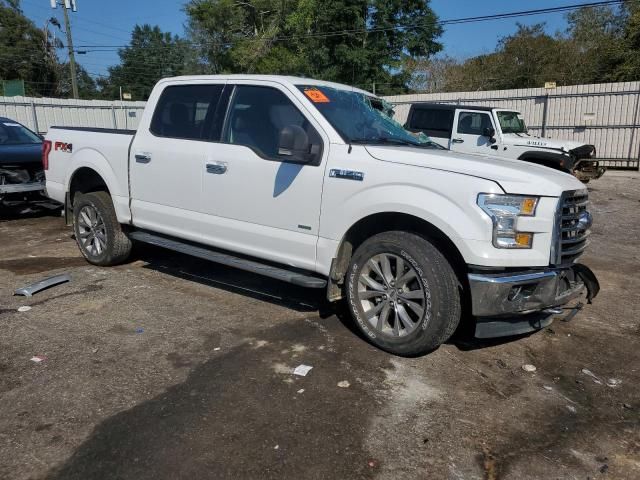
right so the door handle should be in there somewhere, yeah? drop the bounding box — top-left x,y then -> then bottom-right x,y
451,138 -> 464,144
135,153 -> 152,163
491,145 -> 499,150
206,162 -> 227,175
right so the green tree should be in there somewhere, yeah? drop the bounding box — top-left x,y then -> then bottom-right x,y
616,0 -> 640,80
57,63 -> 98,99
0,0 -> 59,96
98,25 -> 189,100
184,0 -> 442,90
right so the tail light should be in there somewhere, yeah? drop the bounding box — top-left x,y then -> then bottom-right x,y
42,140 -> 52,170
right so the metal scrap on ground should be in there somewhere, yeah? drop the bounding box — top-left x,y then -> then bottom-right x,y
14,274 -> 71,297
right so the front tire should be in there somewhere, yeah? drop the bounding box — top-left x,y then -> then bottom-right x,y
73,191 -> 132,266
345,231 -> 461,356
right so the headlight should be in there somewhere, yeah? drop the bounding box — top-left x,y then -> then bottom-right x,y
477,194 -> 539,249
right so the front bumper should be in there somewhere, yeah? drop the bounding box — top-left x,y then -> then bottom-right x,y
0,181 -> 45,194
468,264 -> 599,338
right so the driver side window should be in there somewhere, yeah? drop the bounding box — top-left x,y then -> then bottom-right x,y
457,112 -> 493,135
224,85 -> 320,160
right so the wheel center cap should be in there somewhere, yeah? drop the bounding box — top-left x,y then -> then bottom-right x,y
389,289 -> 398,301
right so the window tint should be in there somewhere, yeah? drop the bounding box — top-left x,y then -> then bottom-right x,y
150,84 -> 225,141
409,107 -> 453,134
457,112 -> 493,135
225,86 -> 320,159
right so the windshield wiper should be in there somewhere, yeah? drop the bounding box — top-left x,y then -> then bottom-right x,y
350,137 -> 435,149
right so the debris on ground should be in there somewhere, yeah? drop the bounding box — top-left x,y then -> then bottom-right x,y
522,364 -> 537,372
581,368 -> 603,385
567,405 -> 577,413
337,380 -> 350,388
293,364 -> 313,376
367,459 -> 378,468
213,347 -> 221,351
496,359 -> 508,369
17,306 -> 32,312
30,356 -> 46,363
623,403 -> 632,410
135,328 -> 144,334
297,389 -> 305,394
14,273 -> 71,297
543,385 -> 553,391
606,378 -> 622,388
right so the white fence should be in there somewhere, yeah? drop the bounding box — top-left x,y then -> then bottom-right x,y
385,81 -> 640,169
2,80 -> 639,169
0,96 -> 146,133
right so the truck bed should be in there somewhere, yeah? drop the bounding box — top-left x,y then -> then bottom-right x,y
44,126 -> 136,222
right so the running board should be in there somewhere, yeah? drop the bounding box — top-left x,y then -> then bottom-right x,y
128,230 -> 327,289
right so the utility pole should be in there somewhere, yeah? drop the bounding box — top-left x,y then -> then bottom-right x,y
51,1 -> 79,99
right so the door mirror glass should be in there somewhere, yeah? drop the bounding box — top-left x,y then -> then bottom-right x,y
483,127 -> 497,143
278,125 -> 318,164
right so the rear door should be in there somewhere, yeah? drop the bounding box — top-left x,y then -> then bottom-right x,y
129,81 -> 226,237
450,109 -> 498,155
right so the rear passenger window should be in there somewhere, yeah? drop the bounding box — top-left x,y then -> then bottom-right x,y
408,108 -> 453,137
457,112 -> 493,135
224,85 -> 321,160
150,84 -> 224,141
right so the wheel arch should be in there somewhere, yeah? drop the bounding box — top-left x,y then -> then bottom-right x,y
68,166 -> 110,204
518,150 -> 572,172
327,212 -> 468,302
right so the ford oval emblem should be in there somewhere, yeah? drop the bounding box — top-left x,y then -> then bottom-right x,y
577,211 -> 593,230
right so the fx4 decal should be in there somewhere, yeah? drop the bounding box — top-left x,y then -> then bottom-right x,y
54,141 -> 73,153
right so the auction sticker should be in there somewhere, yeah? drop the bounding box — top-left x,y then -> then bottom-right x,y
304,88 -> 330,103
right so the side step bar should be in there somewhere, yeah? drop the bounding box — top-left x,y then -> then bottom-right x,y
128,230 -> 327,289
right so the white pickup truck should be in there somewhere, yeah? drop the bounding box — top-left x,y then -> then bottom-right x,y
403,103 -> 606,183
44,75 -> 600,356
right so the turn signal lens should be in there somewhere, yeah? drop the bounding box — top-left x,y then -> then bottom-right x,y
521,198 -> 538,216
515,233 -> 533,247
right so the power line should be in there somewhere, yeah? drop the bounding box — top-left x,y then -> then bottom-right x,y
65,0 -> 626,49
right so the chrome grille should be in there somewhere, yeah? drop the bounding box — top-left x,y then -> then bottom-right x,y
552,190 -> 591,265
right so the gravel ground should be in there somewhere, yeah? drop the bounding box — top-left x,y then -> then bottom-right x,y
0,171 -> 638,480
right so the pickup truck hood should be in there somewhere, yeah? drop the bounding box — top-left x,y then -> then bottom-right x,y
365,145 -> 584,197
501,132 -> 587,152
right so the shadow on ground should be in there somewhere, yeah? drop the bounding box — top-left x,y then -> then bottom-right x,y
43,317 -> 390,480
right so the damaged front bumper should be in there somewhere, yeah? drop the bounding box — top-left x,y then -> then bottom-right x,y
468,264 -> 600,338
0,180 -> 45,194
0,166 -> 45,197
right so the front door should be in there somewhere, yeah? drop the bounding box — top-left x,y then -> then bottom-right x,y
450,109 -> 498,155
200,83 -> 328,271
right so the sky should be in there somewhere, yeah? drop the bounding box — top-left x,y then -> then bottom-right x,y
18,0 -> 580,81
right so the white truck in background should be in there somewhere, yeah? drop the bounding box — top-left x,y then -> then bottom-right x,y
403,103 -> 606,183
44,75 -> 600,356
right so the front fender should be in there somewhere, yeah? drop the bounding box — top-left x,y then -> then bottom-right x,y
518,150 -> 573,172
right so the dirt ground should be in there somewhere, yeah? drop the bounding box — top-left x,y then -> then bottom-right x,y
0,171 -> 638,480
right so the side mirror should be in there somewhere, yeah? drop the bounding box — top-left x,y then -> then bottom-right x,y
483,127 -> 497,144
278,125 -> 318,164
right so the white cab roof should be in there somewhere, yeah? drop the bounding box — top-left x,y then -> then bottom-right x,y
157,74 -> 373,96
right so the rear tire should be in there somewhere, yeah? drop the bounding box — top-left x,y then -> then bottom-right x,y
345,231 -> 461,356
73,191 -> 132,266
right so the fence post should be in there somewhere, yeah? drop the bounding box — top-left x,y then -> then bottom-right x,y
111,105 -> 117,129
30,101 -> 39,134
541,94 -> 549,138
629,85 -> 640,170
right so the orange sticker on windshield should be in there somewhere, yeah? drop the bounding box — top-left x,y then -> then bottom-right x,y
304,88 -> 330,103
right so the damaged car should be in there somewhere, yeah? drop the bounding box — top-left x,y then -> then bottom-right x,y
0,117 -> 46,204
